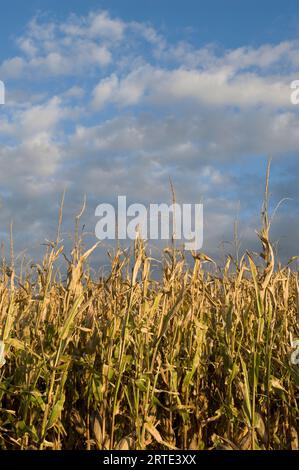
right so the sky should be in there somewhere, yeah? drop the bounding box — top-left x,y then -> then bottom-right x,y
1,0 -> 299,268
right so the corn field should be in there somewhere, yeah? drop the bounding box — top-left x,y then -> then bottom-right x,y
0,175 -> 298,450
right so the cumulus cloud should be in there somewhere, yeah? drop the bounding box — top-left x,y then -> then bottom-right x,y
0,12 -> 120,80
1,97 -> 69,139
92,65 -> 292,110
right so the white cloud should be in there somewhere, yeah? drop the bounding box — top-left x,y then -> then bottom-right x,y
2,97 -> 67,139
17,37 -> 38,57
92,67 -> 153,109
154,68 -> 290,107
0,57 -> 26,78
88,11 -> 125,40
0,12 -> 118,79
63,86 -> 85,99
224,42 -> 292,69
92,65 -> 292,111
92,74 -> 119,109
0,133 -> 61,182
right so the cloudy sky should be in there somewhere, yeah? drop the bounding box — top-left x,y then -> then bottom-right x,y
1,0 -> 299,267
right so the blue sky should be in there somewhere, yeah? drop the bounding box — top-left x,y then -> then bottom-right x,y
1,0 -> 299,53
1,1 -> 299,264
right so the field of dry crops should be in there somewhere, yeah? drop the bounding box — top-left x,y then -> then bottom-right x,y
0,181 -> 298,450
